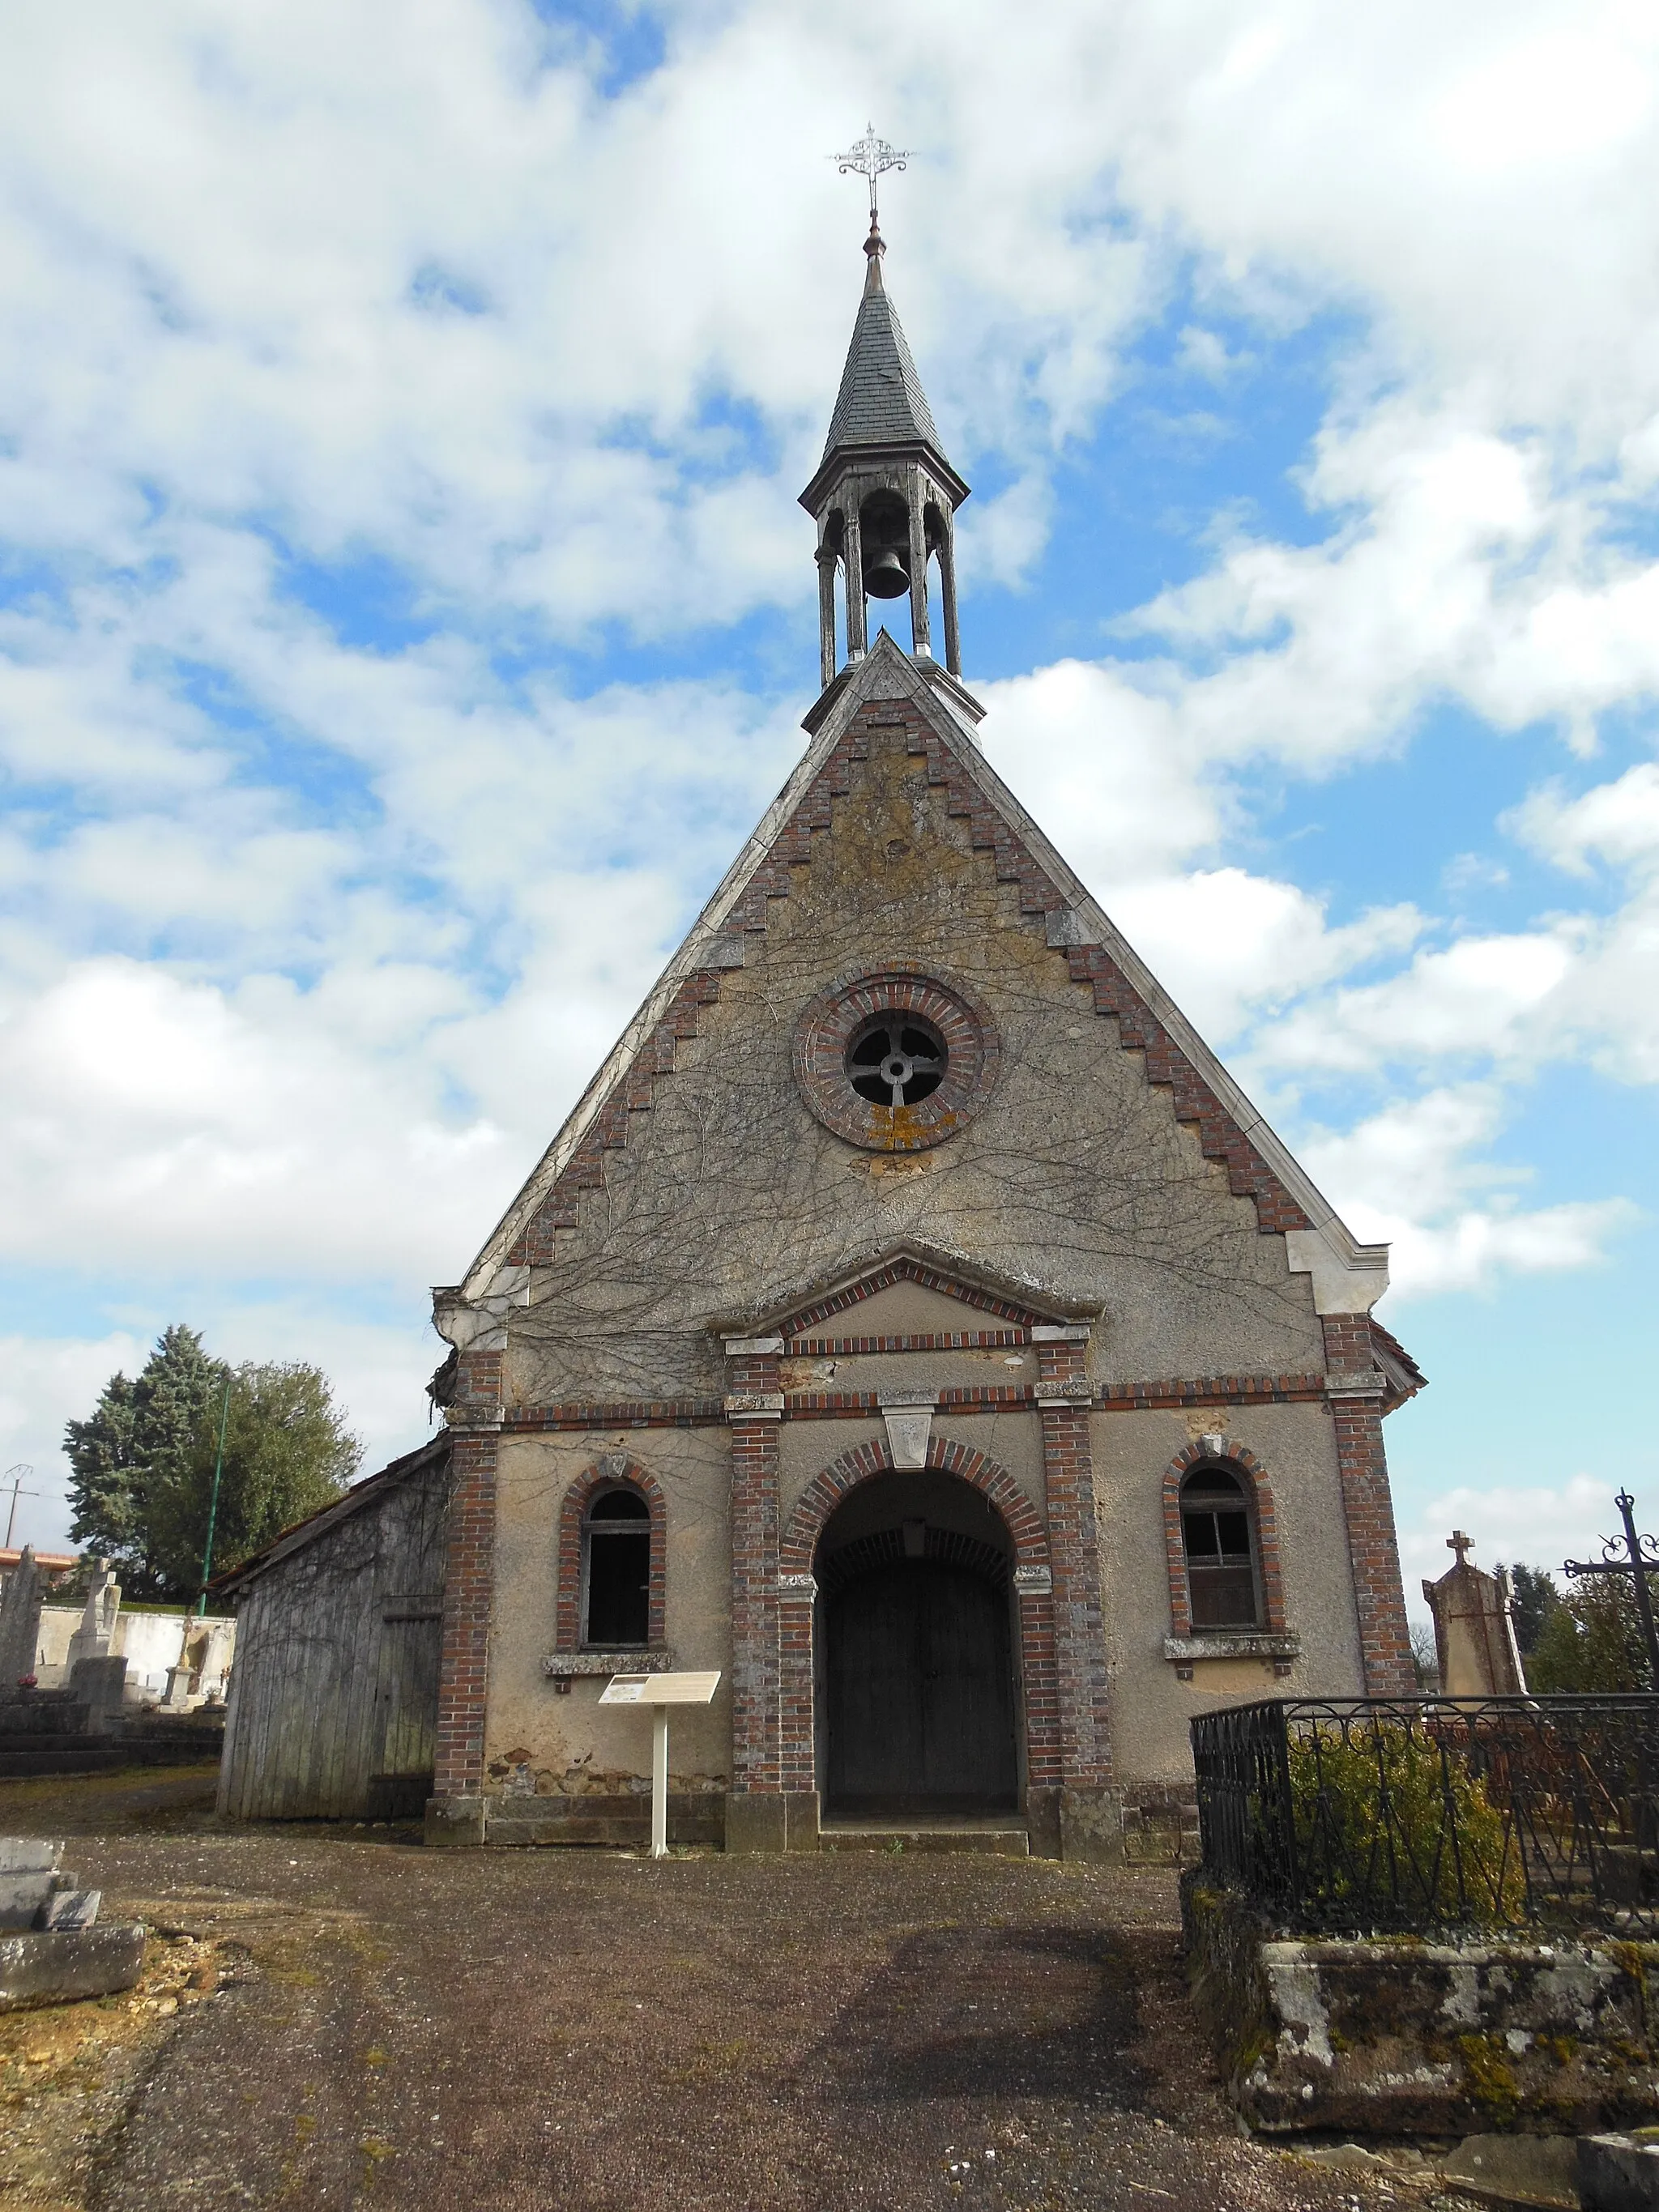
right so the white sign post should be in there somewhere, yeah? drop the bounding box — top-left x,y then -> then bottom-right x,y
598,1669 -> 721,1858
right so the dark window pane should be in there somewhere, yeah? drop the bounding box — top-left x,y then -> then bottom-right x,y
1214,1511 -> 1252,1560
1183,1511 -> 1222,1561
1185,1469 -> 1243,1500
589,1487 -> 648,1523
586,1530 -> 650,1645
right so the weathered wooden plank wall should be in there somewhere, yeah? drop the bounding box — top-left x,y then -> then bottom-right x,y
217,1448 -> 450,1820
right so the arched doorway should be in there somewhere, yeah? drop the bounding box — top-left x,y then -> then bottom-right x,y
817,1470 -> 1019,1818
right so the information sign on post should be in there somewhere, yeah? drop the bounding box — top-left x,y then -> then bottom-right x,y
598,1670 -> 721,1858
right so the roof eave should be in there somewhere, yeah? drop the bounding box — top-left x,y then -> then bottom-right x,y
800,441 -> 971,514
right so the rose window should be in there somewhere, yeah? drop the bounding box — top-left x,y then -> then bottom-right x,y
794,968 -> 999,1152
845,1016 -> 947,1107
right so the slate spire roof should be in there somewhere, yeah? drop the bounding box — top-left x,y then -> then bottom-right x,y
821,217 -> 947,465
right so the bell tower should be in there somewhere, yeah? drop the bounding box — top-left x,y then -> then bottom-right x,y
800,199 -> 970,697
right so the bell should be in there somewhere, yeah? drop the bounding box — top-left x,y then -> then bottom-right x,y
864,545 -> 911,599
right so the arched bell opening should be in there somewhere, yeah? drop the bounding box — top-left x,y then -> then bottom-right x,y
814,1468 -> 1019,1819
858,489 -> 913,603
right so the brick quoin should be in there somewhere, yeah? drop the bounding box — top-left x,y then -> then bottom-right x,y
433,1426 -> 499,1799
1161,1440 -> 1287,1639
1322,1315 -> 1416,1695
778,1435 -> 1062,1795
555,1457 -> 667,1654
727,1340 -> 783,1796
1034,1336 -> 1112,1788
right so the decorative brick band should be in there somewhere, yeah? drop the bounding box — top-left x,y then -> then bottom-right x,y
1160,1439 -> 1286,1640
497,1374 -> 1331,1432
554,1455 -> 667,1656
778,1252 -> 1053,1336
778,1434 -> 1062,1794
503,1400 -> 724,1432
786,1329 -> 1030,1354
1322,1315 -> 1414,1694
433,1430 -> 498,1801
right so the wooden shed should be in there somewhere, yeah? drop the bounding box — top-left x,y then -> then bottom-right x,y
215,1438 -> 451,1821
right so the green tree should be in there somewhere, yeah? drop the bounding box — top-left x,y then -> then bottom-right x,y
1499,1562 -> 1561,1658
63,1326 -> 226,1595
1525,1575 -> 1650,1693
145,1359 -> 360,1596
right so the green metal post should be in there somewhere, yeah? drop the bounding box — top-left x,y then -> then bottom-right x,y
198,1375 -> 232,1618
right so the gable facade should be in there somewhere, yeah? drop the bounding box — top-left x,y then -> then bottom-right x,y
425,636 -> 1419,1857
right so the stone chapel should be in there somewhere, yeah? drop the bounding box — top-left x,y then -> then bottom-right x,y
218,211 -> 1425,1854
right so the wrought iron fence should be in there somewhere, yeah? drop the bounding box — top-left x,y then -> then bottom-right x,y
1190,1696 -> 1659,1933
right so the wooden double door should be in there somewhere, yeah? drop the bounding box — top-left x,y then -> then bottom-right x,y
824,1558 -> 1018,1817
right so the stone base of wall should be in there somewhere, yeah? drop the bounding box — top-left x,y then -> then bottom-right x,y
1182,1871 -> 1659,2136
1120,1784 -> 1201,1865
423,1785 -> 1200,1859
425,1792 -> 726,1848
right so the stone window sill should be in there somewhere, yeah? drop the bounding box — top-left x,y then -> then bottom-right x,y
543,1649 -> 675,1679
1162,1633 -> 1301,1664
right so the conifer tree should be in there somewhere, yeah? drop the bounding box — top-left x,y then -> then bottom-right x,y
65,1329 -> 359,1598
64,1325 -> 226,1594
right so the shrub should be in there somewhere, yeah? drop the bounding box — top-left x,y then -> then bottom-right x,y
1287,1723 -> 1528,1928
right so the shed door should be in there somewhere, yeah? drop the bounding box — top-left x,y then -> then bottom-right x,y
368,1604 -> 441,1818
825,1559 -> 1017,1817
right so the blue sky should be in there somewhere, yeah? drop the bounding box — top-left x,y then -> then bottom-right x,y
2,1 -> 1658,1613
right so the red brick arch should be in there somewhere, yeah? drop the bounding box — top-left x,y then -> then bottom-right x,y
556,1455 -> 667,1653
777,1437 -> 1060,1795
782,1434 -> 1049,1574
1161,1438 -> 1285,1638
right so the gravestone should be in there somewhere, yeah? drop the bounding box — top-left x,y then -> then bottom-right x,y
0,1547 -> 43,1693
1422,1530 -> 1527,1696
66,1559 -> 121,1669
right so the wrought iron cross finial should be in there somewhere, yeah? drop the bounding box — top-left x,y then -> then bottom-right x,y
1448,1529 -> 1474,1566
831,123 -> 911,224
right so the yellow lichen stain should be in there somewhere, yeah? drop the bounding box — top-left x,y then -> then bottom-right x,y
869,1104 -> 960,1153
865,1153 -> 934,1180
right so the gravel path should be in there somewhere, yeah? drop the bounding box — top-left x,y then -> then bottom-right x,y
0,1771 -> 1446,2212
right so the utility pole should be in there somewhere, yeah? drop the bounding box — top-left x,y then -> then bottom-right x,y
3,1466 -> 38,1550
197,1376 -> 232,1618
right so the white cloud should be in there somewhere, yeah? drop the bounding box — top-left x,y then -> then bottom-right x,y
1259,930 -> 1580,1073
1105,870 -> 1418,1042
1509,764 -> 1659,877
1300,1086 -> 1636,1298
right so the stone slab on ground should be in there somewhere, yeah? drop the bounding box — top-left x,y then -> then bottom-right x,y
1579,2133 -> 1659,2212
0,1924 -> 144,2010
1443,2132 -> 1582,2208
0,1766 -> 1455,2212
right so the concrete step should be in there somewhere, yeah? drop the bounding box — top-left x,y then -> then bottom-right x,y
817,1822 -> 1030,1856
0,1744 -> 126,1779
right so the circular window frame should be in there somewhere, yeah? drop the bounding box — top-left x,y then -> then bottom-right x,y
794,965 -> 1000,1152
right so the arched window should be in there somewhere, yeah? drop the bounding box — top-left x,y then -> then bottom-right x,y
582,1485 -> 650,1648
1180,1466 -> 1261,1630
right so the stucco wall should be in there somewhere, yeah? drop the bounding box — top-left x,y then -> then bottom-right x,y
499,727 -> 1326,1413
1095,1403 -> 1366,1783
485,1429 -> 732,1797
